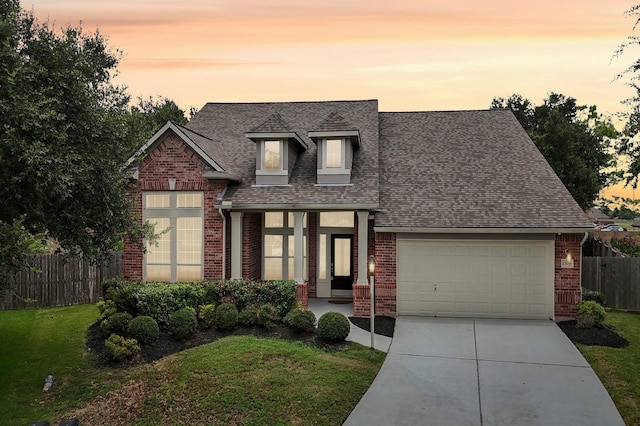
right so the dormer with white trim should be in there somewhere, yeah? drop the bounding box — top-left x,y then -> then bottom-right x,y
245,113 -> 308,186
309,112 -> 361,185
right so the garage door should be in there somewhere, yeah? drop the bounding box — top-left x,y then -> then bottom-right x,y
397,239 -> 553,319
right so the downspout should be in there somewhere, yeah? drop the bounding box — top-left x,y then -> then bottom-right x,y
579,232 -> 589,303
218,208 -> 226,280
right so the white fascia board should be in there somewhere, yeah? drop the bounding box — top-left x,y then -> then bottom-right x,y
124,121 -> 224,172
218,203 -> 378,211
308,130 -> 361,148
373,226 -> 595,234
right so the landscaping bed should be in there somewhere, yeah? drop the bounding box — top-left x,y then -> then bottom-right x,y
558,320 -> 629,348
349,316 -> 396,337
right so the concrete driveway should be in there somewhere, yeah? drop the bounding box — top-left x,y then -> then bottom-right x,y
344,317 -> 624,426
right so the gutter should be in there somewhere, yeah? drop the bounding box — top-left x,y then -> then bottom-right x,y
217,187 -> 229,280
373,227 -> 595,234
216,203 -> 379,211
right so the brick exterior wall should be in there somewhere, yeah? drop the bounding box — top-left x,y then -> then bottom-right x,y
353,231 -> 397,317
123,133 -> 228,281
241,212 -> 262,280
554,233 -> 583,318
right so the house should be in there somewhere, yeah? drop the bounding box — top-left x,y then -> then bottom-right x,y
586,208 -> 614,226
123,100 -> 593,320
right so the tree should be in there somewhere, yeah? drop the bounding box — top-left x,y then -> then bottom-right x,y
492,93 -> 618,210
0,1 -> 153,291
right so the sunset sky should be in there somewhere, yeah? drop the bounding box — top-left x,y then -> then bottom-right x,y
27,0 -> 640,198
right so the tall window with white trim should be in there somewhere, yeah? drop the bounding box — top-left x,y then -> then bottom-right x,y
144,192 -> 203,282
263,212 -> 307,280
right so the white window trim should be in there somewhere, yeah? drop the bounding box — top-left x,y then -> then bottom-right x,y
319,138 -> 350,175
262,212 -> 307,281
143,191 -> 204,282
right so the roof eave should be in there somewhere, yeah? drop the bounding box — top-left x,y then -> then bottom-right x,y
373,226 -> 594,234
308,130 -> 361,148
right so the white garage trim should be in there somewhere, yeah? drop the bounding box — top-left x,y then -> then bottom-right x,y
396,239 -> 554,320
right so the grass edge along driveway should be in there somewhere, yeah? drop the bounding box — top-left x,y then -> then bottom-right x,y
0,304 -> 385,425
577,311 -> 640,426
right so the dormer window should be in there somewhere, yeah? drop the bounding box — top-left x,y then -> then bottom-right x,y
264,140 -> 282,170
325,139 -> 343,168
309,112 -> 361,185
246,113 -> 308,186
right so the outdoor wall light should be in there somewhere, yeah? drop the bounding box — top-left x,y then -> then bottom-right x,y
168,178 -> 176,191
368,255 -> 376,276
565,249 -> 572,262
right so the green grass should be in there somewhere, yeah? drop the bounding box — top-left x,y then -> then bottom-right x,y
577,311 -> 640,426
0,305 -> 385,425
0,304 -> 102,424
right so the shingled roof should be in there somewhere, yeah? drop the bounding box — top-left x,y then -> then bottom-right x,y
375,110 -> 593,229
186,100 -> 379,208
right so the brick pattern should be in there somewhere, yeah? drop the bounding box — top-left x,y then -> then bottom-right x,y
353,231 -> 397,317
554,233 -> 582,318
242,212 -> 262,280
123,133 -> 228,281
296,282 -> 308,307
307,213 -> 318,298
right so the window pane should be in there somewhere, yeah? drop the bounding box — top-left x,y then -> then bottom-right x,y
264,258 -> 283,280
264,140 -> 281,170
177,193 -> 202,208
319,211 -> 354,227
177,265 -> 201,282
319,234 -> 326,279
146,218 -> 171,264
326,139 -> 342,168
177,217 -> 202,264
264,235 -> 283,257
147,265 -> 171,281
334,238 -> 351,276
265,212 -> 284,228
145,194 -> 170,208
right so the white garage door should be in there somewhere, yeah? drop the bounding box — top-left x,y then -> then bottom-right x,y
397,239 -> 553,319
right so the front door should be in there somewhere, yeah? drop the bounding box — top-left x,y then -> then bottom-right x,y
331,235 -> 353,291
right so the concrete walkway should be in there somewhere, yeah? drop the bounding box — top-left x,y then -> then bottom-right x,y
344,316 -> 624,426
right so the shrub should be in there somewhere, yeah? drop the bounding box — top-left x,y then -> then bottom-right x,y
317,312 -> 350,341
168,308 -> 198,341
582,288 -> 605,306
257,304 -> 280,329
577,301 -> 606,329
135,282 -> 205,329
285,308 -> 316,332
101,312 -> 132,336
106,280 -> 145,316
215,303 -> 239,330
210,279 -> 297,317
198,304 -> 216,329
101,276 -> 127,299
238,307 -> 258,327
104,334 -> 140,361
128,316 -> 160,346
96,299 -> 117,321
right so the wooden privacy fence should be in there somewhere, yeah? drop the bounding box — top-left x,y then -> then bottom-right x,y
0,252 -> 123,310
582,256 -> 640,311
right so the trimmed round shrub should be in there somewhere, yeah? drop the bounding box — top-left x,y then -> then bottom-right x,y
317,312 -> 350,341
238,307 -> 258,327
101,312 -> 132,336
168,308 -> 198,341
216,303 -> 239,330
105,334 -> 140,361
257,304 -> 280,329
198,304 -> 216,329
128,316 -> 160,346
577,301 -> 606,329
285,308 -> 316,332
582,288 -> 605,306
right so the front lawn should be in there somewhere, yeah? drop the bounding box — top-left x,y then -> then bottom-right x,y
0,304 -> 385,425
577,311 -> 640,426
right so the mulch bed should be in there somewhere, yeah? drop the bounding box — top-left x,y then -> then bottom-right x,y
349,316 -> 396,337
87,322 -> 349,367
558,320 -> 629,348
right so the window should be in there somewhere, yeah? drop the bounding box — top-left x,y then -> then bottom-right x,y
263,212 -> 307,280
325,139 -> 343,168
144,192 -> 203,282
319,211 -> 354,227
264,140 -> 281,170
